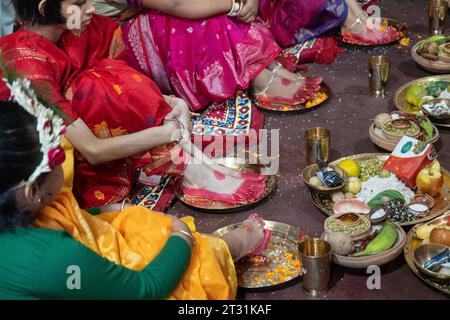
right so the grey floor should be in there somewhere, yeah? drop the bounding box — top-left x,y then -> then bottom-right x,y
168,0 -> 449,300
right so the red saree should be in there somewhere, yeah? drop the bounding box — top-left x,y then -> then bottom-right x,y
61,15 -> 185,209
0,15 -> 182,209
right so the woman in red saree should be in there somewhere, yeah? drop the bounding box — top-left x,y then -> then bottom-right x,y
0,0 -> 267,210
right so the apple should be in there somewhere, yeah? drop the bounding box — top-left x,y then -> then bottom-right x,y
430,160 -> 441,172
416,168 -> 444,197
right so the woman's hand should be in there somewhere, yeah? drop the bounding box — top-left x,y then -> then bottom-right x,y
162,116 -> 182,143
166,96 -> 192,133
238,0 -> 259,23
170,215 -> 195,248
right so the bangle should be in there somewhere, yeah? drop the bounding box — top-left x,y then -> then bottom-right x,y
228,0 -> 242,17
120,198 -> 129,212
172,230 -> 196,246
165,118 -> 184,143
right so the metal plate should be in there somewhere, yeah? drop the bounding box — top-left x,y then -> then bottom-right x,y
254,82 -> 331,113
403,212 -> 450,296
213,220 -> 307,288
394,75 -> 450,128
310,153 -> 450,227
411,40 -> 450,74
341,18 -> 406,46
175,158 -> 277,213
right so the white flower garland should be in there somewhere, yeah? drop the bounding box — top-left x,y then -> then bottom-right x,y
5,78 -> 66,183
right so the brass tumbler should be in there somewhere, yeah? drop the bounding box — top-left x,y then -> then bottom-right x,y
305,127 -> 330,165
428,0 -> 447,35
369,55 -> 390,97
298,239 -> 331,298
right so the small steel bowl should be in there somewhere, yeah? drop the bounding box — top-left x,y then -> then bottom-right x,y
420,98 -> 450,120
413,243 -> 450,281
301,164 -> 348,194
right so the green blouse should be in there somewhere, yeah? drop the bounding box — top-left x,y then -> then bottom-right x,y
0,227 -> 191,299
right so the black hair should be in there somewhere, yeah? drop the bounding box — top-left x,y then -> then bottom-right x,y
11,0 -> 66,26
0,101 -> 44,232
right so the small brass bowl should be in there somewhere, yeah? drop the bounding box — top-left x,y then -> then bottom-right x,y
301,164 -> 348,194
420,98 -> 450,120
413,244 -> 450,281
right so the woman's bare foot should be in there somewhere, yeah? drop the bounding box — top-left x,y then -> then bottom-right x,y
341,0 -> 398,44
251,68 -> 322,104
267,62 -> 304,81
342,24 -> 399,44
182,162 -> 267,204
219,213 -> 269,261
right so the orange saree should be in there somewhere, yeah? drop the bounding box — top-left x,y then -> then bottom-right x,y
35,191 -> 237,300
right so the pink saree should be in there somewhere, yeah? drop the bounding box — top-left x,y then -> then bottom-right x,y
121,11 -> 281,111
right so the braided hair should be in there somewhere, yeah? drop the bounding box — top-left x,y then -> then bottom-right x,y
0,101 -> 44,232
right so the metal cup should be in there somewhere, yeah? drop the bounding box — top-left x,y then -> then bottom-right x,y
304,127 -> 330,166
298,238 -> 331,298
428,0 -> 447,35
368,55 -> 390,97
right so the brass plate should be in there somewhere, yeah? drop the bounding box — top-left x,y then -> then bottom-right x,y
175,158 -> 277,213
310,153 -> 450,227
341,18 -> 406,46
411,40 -> 450,74
403,212 -> 450,296
394,75 -> 450,128
213,220 -> 307,288
254,82 -> 331,113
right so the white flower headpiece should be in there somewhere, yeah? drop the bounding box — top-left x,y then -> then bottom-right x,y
4,77 -> 66,183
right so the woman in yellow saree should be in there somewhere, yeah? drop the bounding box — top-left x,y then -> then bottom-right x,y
0,88 -> 270,299
35,191 -> 238,300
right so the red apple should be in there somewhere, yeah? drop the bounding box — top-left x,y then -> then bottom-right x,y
416,168 -> 444,197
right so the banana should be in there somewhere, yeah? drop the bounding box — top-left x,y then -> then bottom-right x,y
352,220 -> 398,257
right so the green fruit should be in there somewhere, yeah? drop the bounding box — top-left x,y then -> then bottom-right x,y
344,177 -> 362,194
352,220 -> 398,257
367,190 -> 405,210
406,85 -> 427,106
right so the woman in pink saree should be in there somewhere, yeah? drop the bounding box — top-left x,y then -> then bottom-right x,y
93,0 -> 324,112
93,0 -> 393,112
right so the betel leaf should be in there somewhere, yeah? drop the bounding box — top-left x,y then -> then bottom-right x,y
426,81 -> 449,97
420,118 -> 434,141
367,190 -> 405,210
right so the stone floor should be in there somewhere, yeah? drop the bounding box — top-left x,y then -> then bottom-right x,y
167,0 -> 450,300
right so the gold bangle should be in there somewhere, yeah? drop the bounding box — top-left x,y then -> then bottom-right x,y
173,230 -> 196,246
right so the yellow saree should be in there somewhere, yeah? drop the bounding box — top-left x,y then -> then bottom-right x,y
35,191 -> 237,300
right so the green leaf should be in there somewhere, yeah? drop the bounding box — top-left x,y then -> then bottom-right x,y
420,118 -> 434,141
367,190 -> 405,210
